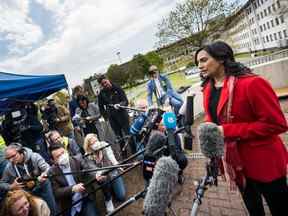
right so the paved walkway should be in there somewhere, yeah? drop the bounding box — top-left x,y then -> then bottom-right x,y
95,99 -> 288,216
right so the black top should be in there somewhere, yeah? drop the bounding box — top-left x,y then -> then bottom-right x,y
98,83 -> 129,119
208,82 -> 222,125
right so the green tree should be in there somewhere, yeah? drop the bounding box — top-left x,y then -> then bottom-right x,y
156,0 -> 240,48
130,54 -> 150,79
144,51 -> 164,71
106,64 -> 127,86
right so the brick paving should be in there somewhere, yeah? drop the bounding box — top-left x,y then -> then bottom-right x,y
95,98 -> 288,216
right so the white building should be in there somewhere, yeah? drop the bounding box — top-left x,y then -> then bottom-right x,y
221,0 -> 288,53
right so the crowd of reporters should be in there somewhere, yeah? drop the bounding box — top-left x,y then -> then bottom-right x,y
0,74 -> 188,216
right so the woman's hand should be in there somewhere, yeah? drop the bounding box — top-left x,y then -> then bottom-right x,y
217,126 -> 224,137
95,174 -> 107,182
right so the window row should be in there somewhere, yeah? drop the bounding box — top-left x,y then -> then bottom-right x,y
247,0 -> 281,15
260,16 -> 285,32
263,30 -> 288,43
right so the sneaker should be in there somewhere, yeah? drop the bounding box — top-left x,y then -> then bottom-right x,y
105,199 -> 115,213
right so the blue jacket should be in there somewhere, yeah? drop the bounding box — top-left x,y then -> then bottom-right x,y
146,74 -> 183,109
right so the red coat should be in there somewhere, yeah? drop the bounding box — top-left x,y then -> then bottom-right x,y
203,75 -> 288,182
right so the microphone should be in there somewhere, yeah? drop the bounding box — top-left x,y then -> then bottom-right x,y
143,156 -> 179,216
162,112 -> 177,159
130,112 -> 147,135
184,95 -> 194,126
184,95 -> 194,150
198,122 -> 224,159
143,131 -> 167,181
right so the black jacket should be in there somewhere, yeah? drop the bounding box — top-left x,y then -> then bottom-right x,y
98,83 -> 129,120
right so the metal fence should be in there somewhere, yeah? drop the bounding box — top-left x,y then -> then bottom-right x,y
242,49 -> 288,67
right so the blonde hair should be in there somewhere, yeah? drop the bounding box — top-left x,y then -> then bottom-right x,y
83,133 -> 99,153
1,189 -> 38,216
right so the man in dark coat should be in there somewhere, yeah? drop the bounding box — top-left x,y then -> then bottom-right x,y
96,75 -> 132,158
49,144 -> 98,216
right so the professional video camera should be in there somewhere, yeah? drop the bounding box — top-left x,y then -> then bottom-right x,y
1,109 -> 28,144
41,100 -> 58,130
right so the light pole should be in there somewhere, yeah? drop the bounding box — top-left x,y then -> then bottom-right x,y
116,51 -> 122,64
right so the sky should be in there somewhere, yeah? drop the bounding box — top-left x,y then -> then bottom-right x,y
0,0 -> 185,87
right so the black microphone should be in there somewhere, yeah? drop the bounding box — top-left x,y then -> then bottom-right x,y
184,95 -> 194,150
198,122 -> 224,159
191,123 -> 224,216
143,156 -> 179,216
184,95 -> 195,126
143,131 -> 167,181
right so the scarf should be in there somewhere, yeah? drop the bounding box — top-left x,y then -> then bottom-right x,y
219,76 -> 246,190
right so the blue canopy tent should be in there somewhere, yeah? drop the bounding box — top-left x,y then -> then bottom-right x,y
0,71 -> 68,115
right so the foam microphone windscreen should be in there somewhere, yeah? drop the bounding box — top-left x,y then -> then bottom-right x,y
143,156 -> 179,216
198,122 -> 224,158
145,131 -> 167,158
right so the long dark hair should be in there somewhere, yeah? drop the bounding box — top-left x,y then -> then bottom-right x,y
194,41 -> 253,86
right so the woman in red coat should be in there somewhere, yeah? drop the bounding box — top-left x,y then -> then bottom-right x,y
195,41 -> 288,216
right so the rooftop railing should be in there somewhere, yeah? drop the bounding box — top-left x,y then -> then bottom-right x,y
241,49 -> 288,67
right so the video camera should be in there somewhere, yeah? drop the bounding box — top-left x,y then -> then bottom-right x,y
41,102 -> 58,129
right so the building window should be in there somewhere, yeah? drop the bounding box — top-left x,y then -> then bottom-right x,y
284,30 -> 287,38
272,4 -> 276,12
270,34 -> 273,41
276,0 -> 281,9
280,15 -> 284,23
263,23 -> 266,30
274,33 -> 277,40
268,6 -> 271,14
275,17 -> 279,25
261,12 -> 263,19
266,35 -> 269,42
279,31 -> 283,39
261,0 -> 264,4
267,22 -> 270,29
264,9 -> 267,16
271,20 -> 274,27
257,14 -> 260,20
263,37 -> 266,43
260,25 -> 263,32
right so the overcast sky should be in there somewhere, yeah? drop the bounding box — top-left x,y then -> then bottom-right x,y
0,0 -> 186,87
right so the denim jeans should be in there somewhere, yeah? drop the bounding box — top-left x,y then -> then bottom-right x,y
111,174 -> 126,202
32,179 -> 58,216
78,197 -> 99,216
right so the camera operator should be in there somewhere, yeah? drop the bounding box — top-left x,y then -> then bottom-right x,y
42,99 -> 74,138
21,103 -> 51,162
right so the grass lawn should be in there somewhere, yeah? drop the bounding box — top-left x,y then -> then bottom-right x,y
126,72 -> 200,102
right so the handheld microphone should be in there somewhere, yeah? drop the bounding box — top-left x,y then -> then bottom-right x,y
162,112 -> 177,159
130,113 -> 147,135
143,131 -> 167,181
191,123 -> 224,216
184,95 -> 195,126
143,156 -> 179,216
198,122 -> 224,158
184,95 -> 194,150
